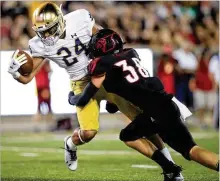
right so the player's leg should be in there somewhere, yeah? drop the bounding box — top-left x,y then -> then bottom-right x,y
158,101 -> 219,171
119,113 -> 183,180
111,94 -> 184,180
190,146 -> 219,170
42,88 -> 55,130
105,94 -> 155,157
70,77 -> 103,144
147,134 -> 184,180
69,99 -> 99,145
119,112 -> 158,157
148,134 -> 179,166
64,99 -> 99,170
110,94 -> 183,165
105,97 -> 168,152
32,88 -> 44,132
64,77 -> 102,171
160,120 -> 219,171
107,94 -> 153,155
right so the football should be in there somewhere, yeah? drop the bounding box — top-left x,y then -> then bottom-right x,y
18,50 -> 33,76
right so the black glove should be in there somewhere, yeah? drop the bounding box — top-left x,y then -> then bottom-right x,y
106,101 -> 119,114
68,82 -> 99,107
68,91 -> 75,105
68,91 -> 80,105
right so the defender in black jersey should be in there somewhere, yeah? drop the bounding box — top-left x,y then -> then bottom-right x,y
89,48 -> 173,118
69,29 -> 219,173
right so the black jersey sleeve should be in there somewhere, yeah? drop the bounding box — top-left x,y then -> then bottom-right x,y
88,55 -> 116,76
88,57 -> 106,76
126,48 -> 140,59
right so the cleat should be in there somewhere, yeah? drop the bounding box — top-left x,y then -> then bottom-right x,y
63,136 -> 78,171
173,173 -> 184,181
163,163 -> 183,181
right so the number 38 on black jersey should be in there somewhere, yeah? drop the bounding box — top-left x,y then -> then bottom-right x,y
88,48 -> 173,111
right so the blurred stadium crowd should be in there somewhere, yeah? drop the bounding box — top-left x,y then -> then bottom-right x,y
1,1 -> 219,129
1,1 -> 219,51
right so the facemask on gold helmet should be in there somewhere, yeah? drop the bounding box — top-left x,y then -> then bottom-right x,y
32,2 -> 65,46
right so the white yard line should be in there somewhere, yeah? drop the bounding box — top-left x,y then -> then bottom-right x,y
1,146 -> 182,156
20,152 -> 39,157
1,146 -> 63,153
2,132 -> 217,142
0,146 -> 135,155
131,165 -> 159,169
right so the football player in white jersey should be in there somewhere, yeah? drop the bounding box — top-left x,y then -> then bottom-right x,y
8,2 -> 184,180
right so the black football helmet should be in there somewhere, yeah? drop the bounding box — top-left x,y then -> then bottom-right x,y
88,29 -> 124,58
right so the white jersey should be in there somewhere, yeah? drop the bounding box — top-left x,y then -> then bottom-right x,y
29,9 -> 95,81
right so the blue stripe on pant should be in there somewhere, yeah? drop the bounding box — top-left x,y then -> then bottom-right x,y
175,79 -> 194,109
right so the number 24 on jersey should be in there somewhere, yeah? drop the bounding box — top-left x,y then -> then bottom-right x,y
57,38 -> 87,66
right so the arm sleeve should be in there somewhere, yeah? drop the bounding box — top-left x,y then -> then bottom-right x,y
69,82 -> 99,107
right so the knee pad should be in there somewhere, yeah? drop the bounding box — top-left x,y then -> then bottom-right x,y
180,150 -> 191,160
119,114 -> 155,142
180,131 -> 197,160
119,128 -> 139,142
182,150 -> 192,160
181,142 -> 197,160
106,102 -> 119,114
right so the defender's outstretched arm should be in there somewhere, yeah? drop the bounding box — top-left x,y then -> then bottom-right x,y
69,74 -> 106,107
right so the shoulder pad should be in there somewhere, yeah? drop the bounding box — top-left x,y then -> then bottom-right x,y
28,36 -> 45,57
121,48 -> 140,59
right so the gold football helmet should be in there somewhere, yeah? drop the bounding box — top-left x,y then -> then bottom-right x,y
32,2 -> 65,46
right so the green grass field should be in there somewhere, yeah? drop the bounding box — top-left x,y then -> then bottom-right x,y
1,130 -> 219,181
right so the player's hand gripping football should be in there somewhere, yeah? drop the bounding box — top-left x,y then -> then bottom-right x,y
8,50 -> 27,79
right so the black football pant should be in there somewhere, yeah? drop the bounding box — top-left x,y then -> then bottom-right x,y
120,100 -> 196,160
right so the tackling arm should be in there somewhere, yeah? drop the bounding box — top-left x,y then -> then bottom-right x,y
69,74 -> 106,107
